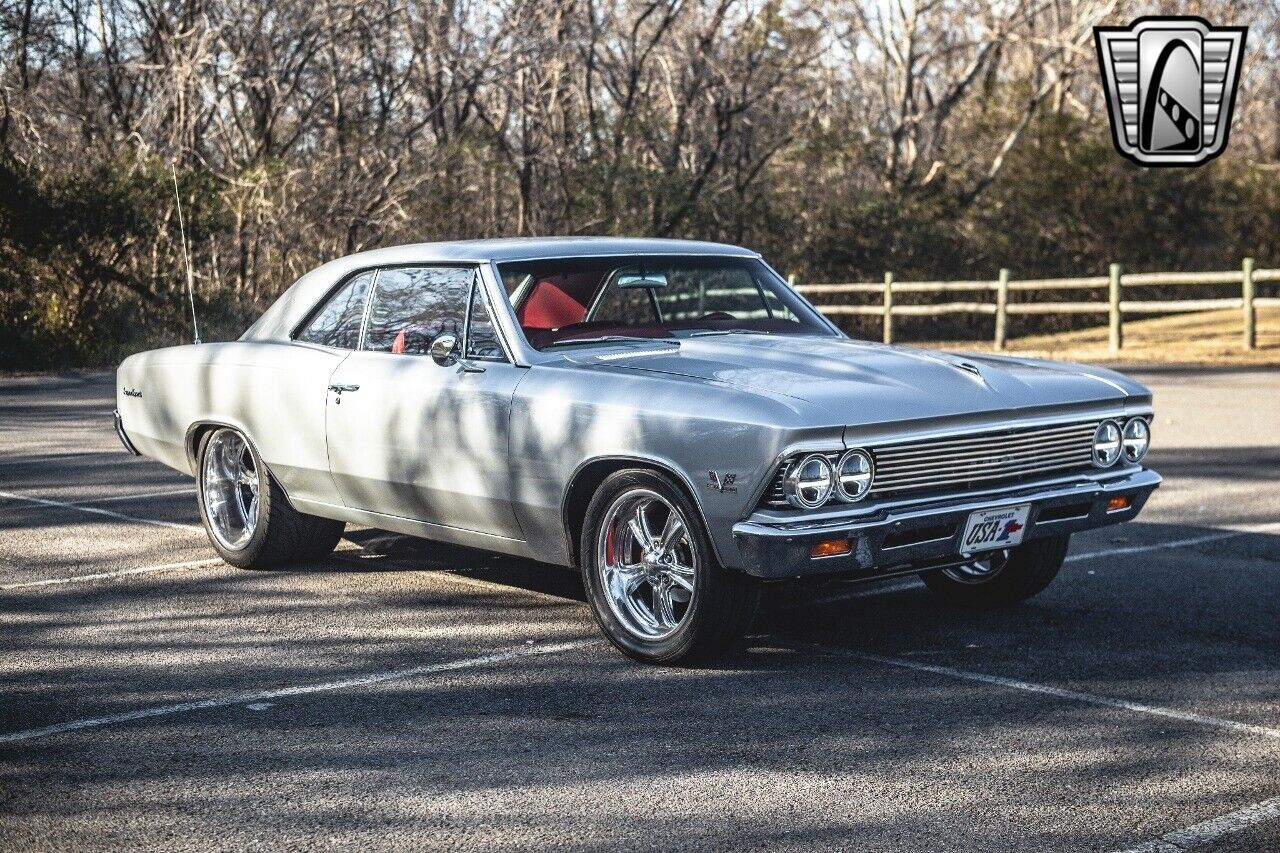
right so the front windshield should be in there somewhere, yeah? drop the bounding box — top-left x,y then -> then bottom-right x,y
497,255 -> 833,349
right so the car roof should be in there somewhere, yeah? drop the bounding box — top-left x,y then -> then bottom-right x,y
336,237 -> 758,265
241,237 -> 761,343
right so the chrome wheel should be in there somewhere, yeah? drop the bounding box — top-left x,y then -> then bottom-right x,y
201,429 -> 261,551
942,549 -> 1010,585
596,488 -> 697,641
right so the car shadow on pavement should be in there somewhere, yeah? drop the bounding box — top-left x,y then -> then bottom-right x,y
2,520 -> 1278,852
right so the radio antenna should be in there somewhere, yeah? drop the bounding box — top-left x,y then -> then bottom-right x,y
171,164 -> 201,344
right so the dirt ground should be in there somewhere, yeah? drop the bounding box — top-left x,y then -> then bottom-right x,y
929,307 -> 1280,367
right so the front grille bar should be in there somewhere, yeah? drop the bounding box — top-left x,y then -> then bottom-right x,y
761,419 -> 1101,508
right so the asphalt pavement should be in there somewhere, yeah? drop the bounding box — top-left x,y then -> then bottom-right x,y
1,366 -> 1277,852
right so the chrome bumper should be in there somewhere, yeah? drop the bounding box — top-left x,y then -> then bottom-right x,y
731,467 -> 1161,579
113,409 -> 141,456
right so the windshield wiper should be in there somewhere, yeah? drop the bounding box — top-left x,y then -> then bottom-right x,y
543,335 -> 677,349
688,328 -> 772,338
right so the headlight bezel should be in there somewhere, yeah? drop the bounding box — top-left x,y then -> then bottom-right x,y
783,453 -> 836,509
1121,416 -> 1151,463
1092,419 -> 1122,468
835,449 -> 874,502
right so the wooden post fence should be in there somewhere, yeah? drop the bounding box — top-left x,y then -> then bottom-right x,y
994,268 -> 1010,350
883,272 -> 894,345
790,260 -> 1273,353
1108,263 -> 1123,352
1243,257 -> 1255,350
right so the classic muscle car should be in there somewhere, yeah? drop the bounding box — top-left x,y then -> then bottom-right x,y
115,238 -> 1160,662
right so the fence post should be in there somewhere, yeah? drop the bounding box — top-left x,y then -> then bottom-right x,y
1108,263 -> 1123,352
787,273 -> 796,287
883,272 -> 894,345
994,268 -> 1010,350
1242,257 -> 1255,350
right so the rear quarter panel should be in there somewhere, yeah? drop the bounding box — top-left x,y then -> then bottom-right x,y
116,342 -> 346,504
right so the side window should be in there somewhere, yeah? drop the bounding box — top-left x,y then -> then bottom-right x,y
296,272 -> 373,348
362,267 -> 471,354
466,283 -> 505,360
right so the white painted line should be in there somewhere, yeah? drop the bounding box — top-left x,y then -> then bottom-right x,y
0,558 -> 225,591
329,552 -> 576,604
0,489 -> 202,533
806,643 -> 1280,741
1113,794 -> 1280,852
438,570 -> 575,604
71,488 -> 195,506
1066,520 -> 1280,563
0,451 -> 105,468
0,640 -> 593,744
780,578 -> 921,611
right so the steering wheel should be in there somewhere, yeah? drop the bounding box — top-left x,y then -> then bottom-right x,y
698,311 -> 736,322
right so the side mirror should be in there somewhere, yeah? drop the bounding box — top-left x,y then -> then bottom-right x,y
430,334 -> 459,366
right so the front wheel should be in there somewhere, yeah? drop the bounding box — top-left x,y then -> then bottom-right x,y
196,427 -> 345,569
922,533 -> 1070,608
581,470 -> 760,664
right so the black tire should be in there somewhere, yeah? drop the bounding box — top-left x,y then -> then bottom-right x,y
580,469 -> 760,664
922,533 -> 1070,608
195,427 -> 345,569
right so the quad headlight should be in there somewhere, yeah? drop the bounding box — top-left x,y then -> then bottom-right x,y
783,453 -> 835,509
1122,417 -> 1150,463
783,449 -> 874,509
1092,420 -> 1122,467
835,449 -> 874,502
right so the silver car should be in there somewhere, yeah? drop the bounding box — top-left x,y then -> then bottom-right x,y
115,238 -> 1160,663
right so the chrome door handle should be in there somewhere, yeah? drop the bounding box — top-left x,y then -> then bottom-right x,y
328,383 -> 360,393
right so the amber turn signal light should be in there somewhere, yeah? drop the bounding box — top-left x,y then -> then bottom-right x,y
1106,496 -> 1131,513
810,538 -> 852,558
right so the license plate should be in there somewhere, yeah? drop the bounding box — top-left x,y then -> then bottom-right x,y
960,504 -> 1031,552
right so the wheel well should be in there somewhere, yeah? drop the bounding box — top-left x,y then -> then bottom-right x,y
562,458 -> 705,568
185,422 -> 220,470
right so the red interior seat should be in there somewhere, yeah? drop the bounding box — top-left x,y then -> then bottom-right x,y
517,280 -> 588,329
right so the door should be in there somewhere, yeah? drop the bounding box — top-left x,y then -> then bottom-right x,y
325,266 -> 524,539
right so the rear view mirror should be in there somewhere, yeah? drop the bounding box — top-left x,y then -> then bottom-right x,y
617,270 -> 669,289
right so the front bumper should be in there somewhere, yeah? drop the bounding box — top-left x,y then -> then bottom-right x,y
731,467 -> 1160,579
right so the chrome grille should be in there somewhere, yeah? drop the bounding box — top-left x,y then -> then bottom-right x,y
761,420 -> 1099,507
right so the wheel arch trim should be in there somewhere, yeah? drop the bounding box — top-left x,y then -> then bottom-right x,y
560,453 -> 722,569
184,420 -> 294,505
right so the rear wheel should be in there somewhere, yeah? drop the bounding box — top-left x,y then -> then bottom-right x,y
581,469 -> 759,664
196,427 -> 344,569
922,533 -> 1069,608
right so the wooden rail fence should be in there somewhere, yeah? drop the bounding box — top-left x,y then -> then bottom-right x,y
792,258 -> 1278,351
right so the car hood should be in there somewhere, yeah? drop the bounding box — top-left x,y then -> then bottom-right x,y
579,335 -> 1138,426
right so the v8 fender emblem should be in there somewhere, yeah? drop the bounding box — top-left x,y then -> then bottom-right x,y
707,471 -> 738,493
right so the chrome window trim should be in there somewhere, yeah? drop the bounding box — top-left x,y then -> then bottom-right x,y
488,253 -> 841,362
289,267 -> 379,349
462,269 -> 512,364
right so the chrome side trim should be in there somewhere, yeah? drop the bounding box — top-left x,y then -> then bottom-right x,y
113,409 -> 141,456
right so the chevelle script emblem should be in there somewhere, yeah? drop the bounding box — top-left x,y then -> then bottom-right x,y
123,387 -> 143,398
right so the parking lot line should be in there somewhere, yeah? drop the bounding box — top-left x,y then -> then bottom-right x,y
778,578 -> 921,611
0,489 -> 202,533
805,643 -> 1280,741
1066,521 -> 1280,563
0,558 -> 225,591
0,639 -> 594,745
68,488 -> 196,505
1112,794 -> 1280,853
0,451 -> 104,468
